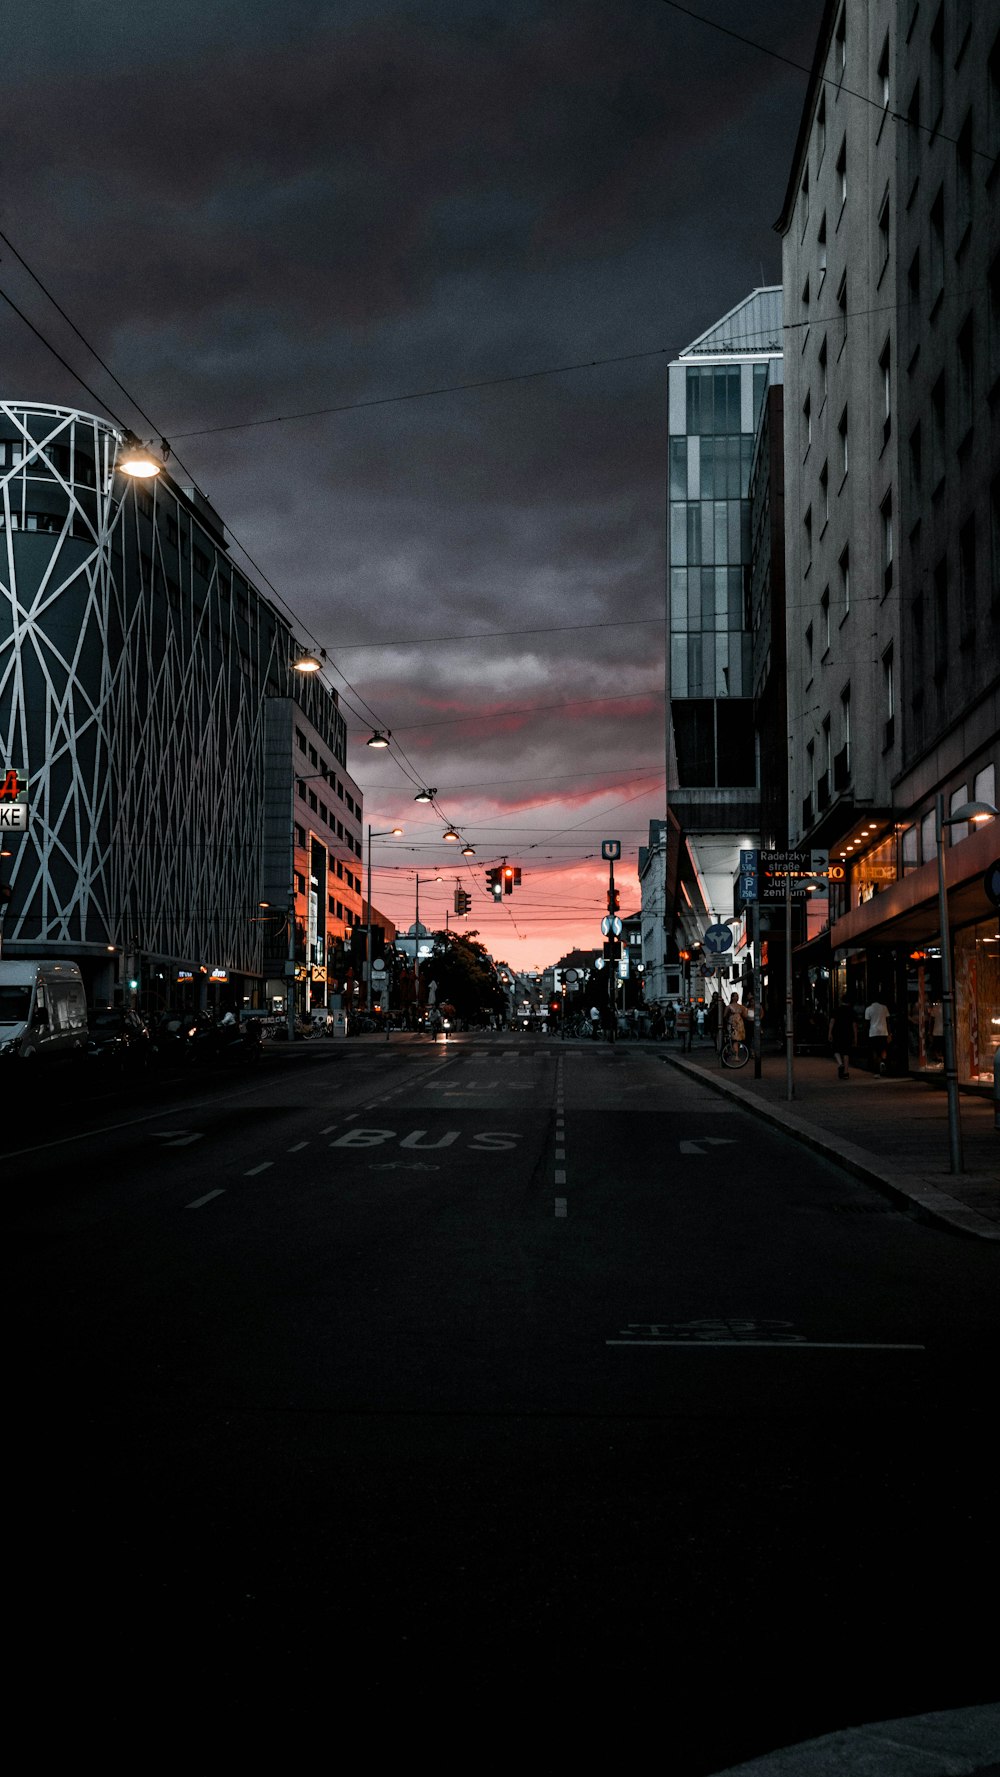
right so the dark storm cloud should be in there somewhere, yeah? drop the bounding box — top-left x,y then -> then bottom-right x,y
3,0 -> 824,962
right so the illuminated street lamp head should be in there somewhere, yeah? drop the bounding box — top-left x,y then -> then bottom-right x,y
118,435 -> 167,478
461,843 -> 476,856
413,788 -> 436,803
366,730 -> 390,748
443,828 -> 460,842
947,799 -> 998,825
293,647 -> 325,674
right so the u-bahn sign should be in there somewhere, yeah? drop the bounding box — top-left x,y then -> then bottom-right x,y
0,768 -> 28,830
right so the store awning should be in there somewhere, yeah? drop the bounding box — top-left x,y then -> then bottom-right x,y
829,820 -> 996,948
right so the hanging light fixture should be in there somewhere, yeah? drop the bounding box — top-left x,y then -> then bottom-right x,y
413,788 -> 436,803
366,730 -> 390,749
443,827 -> 460,842
118,434 -> 167,478
461,843 -> 476,856
293,647 -> 326,674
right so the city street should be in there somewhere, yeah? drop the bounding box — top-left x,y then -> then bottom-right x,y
11,1034 -> 999,1772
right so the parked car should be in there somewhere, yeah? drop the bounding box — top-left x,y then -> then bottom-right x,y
86,1008 -> 152,1073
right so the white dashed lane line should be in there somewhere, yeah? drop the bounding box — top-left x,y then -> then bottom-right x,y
187,1189 -> 225,1209
245,1162 -> 273,1177
287,1141 -> 309,1152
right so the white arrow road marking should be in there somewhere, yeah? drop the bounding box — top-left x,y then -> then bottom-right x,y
153,1130 -> 204,1147
679,1140 -> 707,1154
368,1162 -> 440,1172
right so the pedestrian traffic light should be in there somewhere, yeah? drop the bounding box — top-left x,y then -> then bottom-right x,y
607,885 -> 620,913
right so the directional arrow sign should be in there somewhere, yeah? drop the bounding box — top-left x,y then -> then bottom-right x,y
703,922 -> 734,951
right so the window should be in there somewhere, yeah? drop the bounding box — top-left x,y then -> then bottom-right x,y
840,684 -> 851,774
836,136 -> 848,210
909,420 -> 923,490
803,390 -> 812,453
877,190 -> 891,276
907,80 -> 922,192
817,91 -> 827,164
801,274 -> 810,321
818,334 -> 828,405
956,111 -> 973,247
817,212 -> 827,289
931,373 -> 946,486
805,622 -> 814,681
879,337 -> 892,443
883,647 -> 895,749
881,493 -> 894,591
296,728 -> 307,753
956,314 -> 974,441
838,406 -> 849,480
821,585 -> 831,651
877,32 -> 890,111
295,823 -> 306,847
835,6 -> 847,79
800,168 -> 810,237
839,544 -> 850,614
836,271 -> 848,356
929,186 -> 945,301
933,558 -> 949,681
820,459 -> 829,527
929,6 -> 944,128
804,504 -> 813,566
959,516 -> 977,637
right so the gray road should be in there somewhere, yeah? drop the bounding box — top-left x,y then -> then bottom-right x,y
11,1036 -> 999,1771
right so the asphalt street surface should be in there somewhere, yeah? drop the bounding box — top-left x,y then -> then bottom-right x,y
11,1035 -> 999,1770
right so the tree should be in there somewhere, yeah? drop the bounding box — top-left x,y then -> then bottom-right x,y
422,931 -> 505,1023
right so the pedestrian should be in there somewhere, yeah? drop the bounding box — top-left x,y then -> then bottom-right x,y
723,993 -> 746,1053
675,1001 -> 692,1052
651,1008 -> 666,1040
705,996 -> 720,1046
589,1006 -> 601,1041
696,1004 -> 706,1043
439,998 -> 456,1040
828,999 -> 856,1079
428,1006 -> 443,1043
863,994 -> 892,1074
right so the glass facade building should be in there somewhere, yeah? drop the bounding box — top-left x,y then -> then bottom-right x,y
666,290 -> 783,795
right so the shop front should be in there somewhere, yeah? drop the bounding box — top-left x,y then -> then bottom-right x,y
829,816 -> 998,1091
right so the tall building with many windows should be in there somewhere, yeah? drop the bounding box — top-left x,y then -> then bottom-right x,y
777,1 -> 999,1086
664,289 -> 782,951
0,400 -> 362,1014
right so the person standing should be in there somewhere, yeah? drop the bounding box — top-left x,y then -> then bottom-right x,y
828,1000 -> 856,1079
864,995 -> 891,1074
675,1000 -> 692,1052
724,993 -> 746,1049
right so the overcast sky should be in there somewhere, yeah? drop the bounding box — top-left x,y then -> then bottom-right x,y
3,0 -> 822,971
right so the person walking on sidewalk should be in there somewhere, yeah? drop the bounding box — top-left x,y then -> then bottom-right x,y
864,995 -> 892,1074
829,1000 -> 857,1079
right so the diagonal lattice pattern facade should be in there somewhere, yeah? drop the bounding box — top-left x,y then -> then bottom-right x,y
0,401 -> 345,997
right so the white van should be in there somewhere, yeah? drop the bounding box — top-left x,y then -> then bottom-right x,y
0,959 -> 89,1061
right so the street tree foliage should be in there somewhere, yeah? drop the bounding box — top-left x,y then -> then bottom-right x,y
423,931 -> 506,1023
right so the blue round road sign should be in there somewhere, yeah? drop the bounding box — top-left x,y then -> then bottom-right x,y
703,922 -> 734,952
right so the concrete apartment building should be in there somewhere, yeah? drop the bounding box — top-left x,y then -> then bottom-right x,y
0,400 -> 363,1016
777,0 -> 999,1088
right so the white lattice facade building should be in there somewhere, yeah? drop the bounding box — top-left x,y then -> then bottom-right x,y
0,400 -> 355,1009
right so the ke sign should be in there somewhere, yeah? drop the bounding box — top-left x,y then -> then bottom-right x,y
0,768 -> 28,830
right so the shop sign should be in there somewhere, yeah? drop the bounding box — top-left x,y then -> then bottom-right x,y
0,768 -> 28,830
209,967 -> 228,982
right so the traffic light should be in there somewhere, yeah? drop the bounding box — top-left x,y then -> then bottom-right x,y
488,868 -> 503,901
549,1000 -> 561,1017
453,888 -> 472,915
607,885 -> 620,913
503,866 -> 515,896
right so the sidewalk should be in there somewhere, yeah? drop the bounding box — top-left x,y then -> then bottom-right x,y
666,1038 -> 999,1241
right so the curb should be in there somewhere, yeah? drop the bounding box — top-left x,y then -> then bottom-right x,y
665,1053 -> 1000,1243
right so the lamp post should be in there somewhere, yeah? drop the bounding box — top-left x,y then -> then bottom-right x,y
934,795 -> 998,1173
366,825 -> 403,1010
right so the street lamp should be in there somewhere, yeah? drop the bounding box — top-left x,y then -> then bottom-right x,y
442,827 -> 460,842
366,730 -> 390,749
118,434 -> 168,477
292,648 -> 325,674
461,843 -> 476,856
413,788 -> 436,803
935,794 -> 998,1173
366,824 -> 403,1011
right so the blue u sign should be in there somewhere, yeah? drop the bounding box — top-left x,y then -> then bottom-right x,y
601,839 -> 622,861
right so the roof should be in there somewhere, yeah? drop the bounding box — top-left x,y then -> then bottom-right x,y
680,287 -> 783,358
